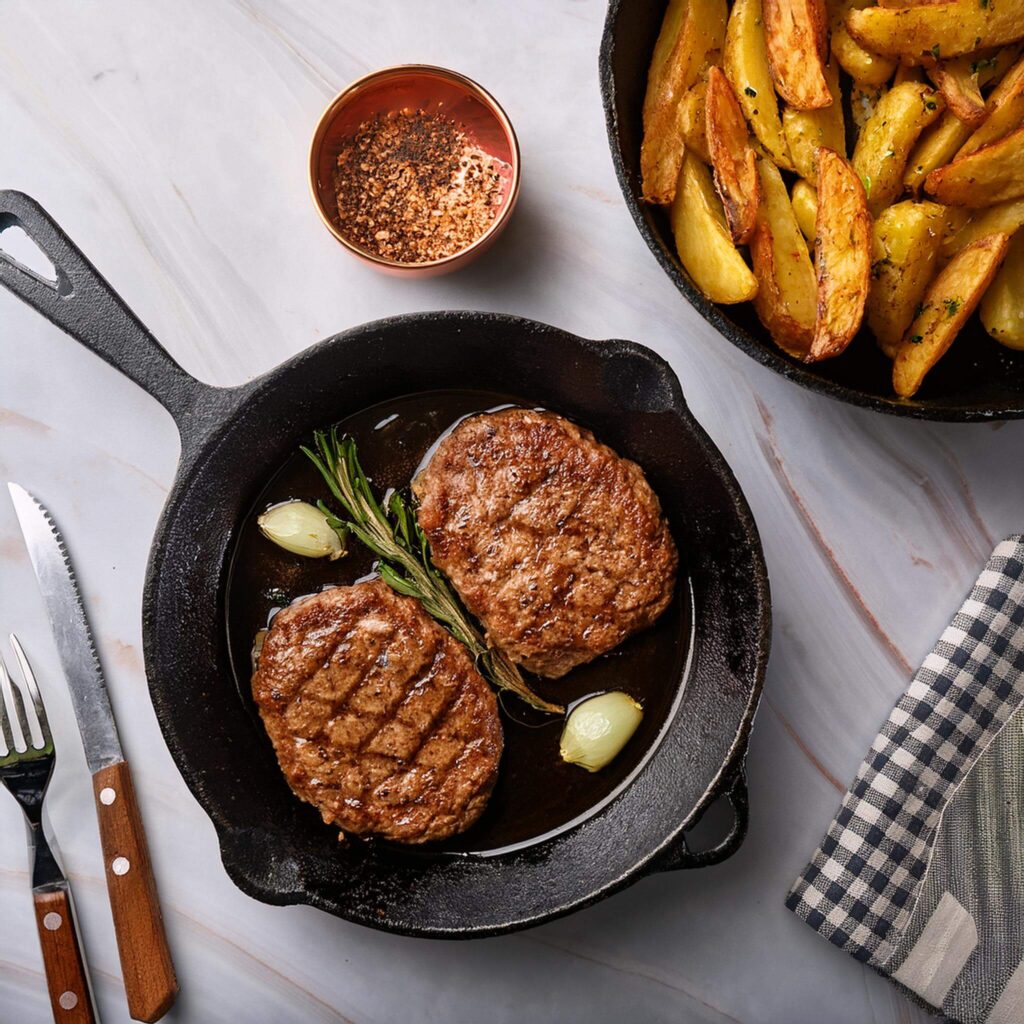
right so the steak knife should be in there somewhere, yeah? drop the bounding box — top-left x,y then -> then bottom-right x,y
8,483 -> 178,1023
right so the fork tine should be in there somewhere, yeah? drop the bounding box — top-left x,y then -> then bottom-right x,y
9,635 -> 48,749
0,655 -> 27,752
0,668 -> 10,758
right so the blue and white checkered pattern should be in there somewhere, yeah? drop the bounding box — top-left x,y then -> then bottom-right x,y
787,536 -> 1024,968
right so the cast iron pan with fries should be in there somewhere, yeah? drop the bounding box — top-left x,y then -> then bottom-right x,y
600,0 -> 1024,421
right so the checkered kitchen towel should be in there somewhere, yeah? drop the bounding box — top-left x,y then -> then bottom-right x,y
787,536 -> 1024,1023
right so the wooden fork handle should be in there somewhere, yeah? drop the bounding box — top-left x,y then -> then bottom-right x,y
92,760 -> 178,1022
32,887 -> 97,1024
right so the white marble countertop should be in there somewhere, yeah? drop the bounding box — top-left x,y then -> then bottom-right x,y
1,2 -> 1022,1021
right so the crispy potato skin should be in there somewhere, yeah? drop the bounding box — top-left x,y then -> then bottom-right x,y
866,200 -> 947,357
853,81 -> 944,215
724,0 -> 795,169
763,0 -> 832,109
929,59 -> 988,128
706,65 -> 761,243
892,232 -> 1010,397
957,53 -> 1024,158
926,124 -> 1024,206
981,231 -> 1024,349
671,152 -> 760,303
847,2 -> 1024,64
750,158 -> 817,356
783,58 -> 845,184
641,0 -> 728,203
807,149 -> 872,362
829,0 -> 897,86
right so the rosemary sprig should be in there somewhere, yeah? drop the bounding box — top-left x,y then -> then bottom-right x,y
302,428 -> 563,715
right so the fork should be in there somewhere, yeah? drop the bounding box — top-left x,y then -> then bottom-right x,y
1,635 -> 98,1023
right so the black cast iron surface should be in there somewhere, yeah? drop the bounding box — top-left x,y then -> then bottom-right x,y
599,0 -> 1024,422
0,190 -> 770,937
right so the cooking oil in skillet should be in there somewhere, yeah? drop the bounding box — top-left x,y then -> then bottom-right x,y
225,390 -> 691,855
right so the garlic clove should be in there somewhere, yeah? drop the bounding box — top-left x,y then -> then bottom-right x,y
559,691 -> 643,772
257,500 -> 345,560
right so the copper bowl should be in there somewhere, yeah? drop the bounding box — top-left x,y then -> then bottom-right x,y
308,65 -> 521,277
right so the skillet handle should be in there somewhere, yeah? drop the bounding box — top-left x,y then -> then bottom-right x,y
0,190 -> 213,429
647,763 -> 749,873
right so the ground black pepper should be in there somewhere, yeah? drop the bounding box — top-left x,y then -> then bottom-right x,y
334,108 -> 509,263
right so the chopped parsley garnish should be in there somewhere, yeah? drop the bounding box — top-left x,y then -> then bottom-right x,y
744,85 -> 757,97
943,297 -> 962,317
925,99 -> 937,110
931,43 -> 942,59
910,334 -> 924,344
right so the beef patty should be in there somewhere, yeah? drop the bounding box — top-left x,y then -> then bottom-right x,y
413,408 -> 678,678
252,579 -> 503,843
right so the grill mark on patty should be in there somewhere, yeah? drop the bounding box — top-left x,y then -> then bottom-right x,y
414,408 -> 678,679
252,580 -> 503,843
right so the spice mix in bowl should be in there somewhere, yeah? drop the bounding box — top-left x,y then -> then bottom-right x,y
309,65 -> 521,276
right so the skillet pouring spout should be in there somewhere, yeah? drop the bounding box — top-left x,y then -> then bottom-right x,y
0,189 -> 770,937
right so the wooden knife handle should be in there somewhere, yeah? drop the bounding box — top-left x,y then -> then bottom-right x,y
32,887 -> 97,1024
92,761 -> 178,1022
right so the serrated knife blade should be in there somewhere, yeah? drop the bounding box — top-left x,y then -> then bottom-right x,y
7,483 -> 123,772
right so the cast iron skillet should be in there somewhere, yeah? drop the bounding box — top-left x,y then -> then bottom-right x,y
0,190 -> 770,938
599,0 -> 1024,422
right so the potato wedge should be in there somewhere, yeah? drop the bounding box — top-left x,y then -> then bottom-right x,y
763,0 -> 832,110
679,78 -> 712,162
749,158 -> 818,355
904,114 -> 973,191
846,1 -> 1024,65
892,232 -> 1010,397
807,149 -> 872,362
791,180 -> 819,241
940,197 -> 1024,258
671,152 -> 759,304
907,48 -> 1023,185
641,0 -> 728,203
929,56 -> 991,128
853,82 -> 944,215
706,66 -> 761,243
783,58 -> 845,184
828,0 -> 897,86
866,200 -> 947,357
957,53 -> 1024,158
926,124 -> 1024,205
980,231 -> 1024,349
724,0 -> 795,169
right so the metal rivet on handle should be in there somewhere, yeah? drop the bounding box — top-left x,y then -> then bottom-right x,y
99,787 -> 116,805
43,912 -> 62,931
58,992 -> 78,1010
112,856 -> 130,876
